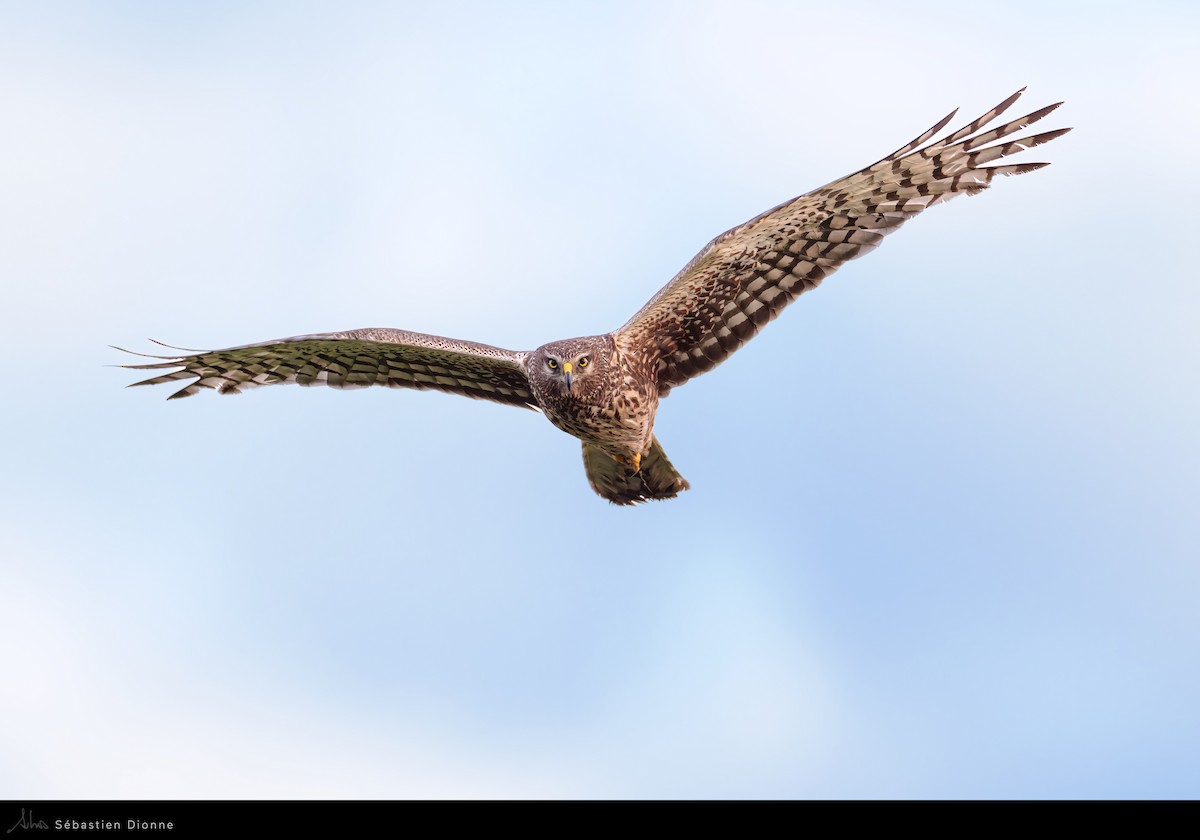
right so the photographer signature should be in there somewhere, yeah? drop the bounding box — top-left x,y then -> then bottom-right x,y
6,810 -> 48,833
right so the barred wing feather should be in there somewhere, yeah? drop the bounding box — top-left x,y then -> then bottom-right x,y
618,88 -> 1070,395
118,328 -> 536,408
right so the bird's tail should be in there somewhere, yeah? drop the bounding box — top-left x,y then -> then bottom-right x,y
582,436 -> 690,506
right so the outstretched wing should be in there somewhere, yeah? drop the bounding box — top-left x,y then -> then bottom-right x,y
617,88 -> 1071,396
118,327 -> 537,408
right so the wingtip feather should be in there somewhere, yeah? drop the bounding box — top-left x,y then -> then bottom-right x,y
988,161 -> 1052,176
149,338 -> 207,352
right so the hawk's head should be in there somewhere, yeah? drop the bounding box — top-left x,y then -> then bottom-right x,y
528,335 -> 615,404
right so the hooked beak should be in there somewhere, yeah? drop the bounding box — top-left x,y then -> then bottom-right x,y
562,361 -> 574,392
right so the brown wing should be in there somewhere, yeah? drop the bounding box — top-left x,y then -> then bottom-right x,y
617,88 -> 1071,396
117,327 -> 536,407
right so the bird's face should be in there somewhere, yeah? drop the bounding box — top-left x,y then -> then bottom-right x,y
543,349 -> 591,394
532,336 -> 612,402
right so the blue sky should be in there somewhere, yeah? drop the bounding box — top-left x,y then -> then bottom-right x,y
2,0 -> 1198,798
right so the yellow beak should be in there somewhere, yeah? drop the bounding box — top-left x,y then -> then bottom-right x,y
562,361 -> 573,391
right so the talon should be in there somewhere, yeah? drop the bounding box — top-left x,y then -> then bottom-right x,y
610,452 -> 642,473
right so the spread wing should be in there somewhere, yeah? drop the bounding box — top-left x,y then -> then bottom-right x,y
117,327 -> 537,408
617,88 -> 1071,396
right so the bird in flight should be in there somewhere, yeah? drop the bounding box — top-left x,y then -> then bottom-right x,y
119,89 -> 1069,505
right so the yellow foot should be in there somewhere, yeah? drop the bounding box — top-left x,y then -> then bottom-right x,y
612,452 -> 642,473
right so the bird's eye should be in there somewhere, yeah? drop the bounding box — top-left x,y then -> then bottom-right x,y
547,358 -> 558,370
578,356 -> 590,369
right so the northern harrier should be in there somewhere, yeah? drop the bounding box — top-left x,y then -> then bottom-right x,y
119,89 -> 1069,504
